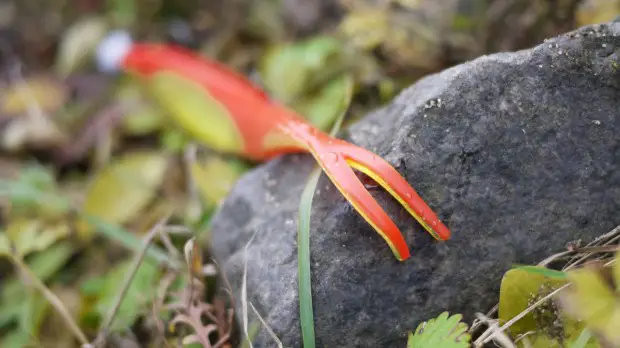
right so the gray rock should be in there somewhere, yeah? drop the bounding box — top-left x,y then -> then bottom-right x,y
208,20 -> 620,347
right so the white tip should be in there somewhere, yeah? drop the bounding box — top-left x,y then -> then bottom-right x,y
95,30 -> 133,73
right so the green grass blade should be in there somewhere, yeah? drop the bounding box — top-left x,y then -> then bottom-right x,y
298,167 -> 321,348
570,328 -> 593,348
297,75 -> 353,348
83,215 -> 181,270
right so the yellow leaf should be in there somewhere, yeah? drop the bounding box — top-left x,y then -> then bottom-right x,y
576,0 -> 620,26
145,72 -> 244,154
55,16 -> 109,76
499,267 -> 568,335
0,75 -> 68,116
5,219 -> 69,257
190,156 -> 245,207
117,82 -> 165,136
614,250 -> 620,293
339,10 -> 389,51
0,233 -> 9,256
77,151 -> 168,240
560,267 -> 620,346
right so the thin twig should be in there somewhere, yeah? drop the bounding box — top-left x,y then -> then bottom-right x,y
10,253 -> 89,345
538,245 -> 620,268
473,313 -> 516,348
564,236 -> 620,271
152,271 -> 178,348
93,213 -> 171,347
564,225 -> 620,270
159,228 -> 182,259
473,225 -> 620,344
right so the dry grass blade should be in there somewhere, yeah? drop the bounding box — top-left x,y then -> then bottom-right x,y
241,232 -> 257,348
93,213 -> 171,347
472,313 -> 516,348
249,301 -> 283,348
473,224 -> 620,345
163,239 -> 235,348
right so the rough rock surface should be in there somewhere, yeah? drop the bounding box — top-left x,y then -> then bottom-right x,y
208,21 -> 620,347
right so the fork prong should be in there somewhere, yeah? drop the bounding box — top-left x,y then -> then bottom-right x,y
330,139 -> 451,241
309,147 -> 411,261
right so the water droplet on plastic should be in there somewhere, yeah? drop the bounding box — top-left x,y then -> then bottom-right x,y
405,193 -> 412,199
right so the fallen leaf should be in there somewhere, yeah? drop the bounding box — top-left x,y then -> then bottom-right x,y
576,0 -> 620,27
499,266 -> 568,334
339,10 -> 390,51
77,151 -> 169,240
499,266 -> 595,347
3,164 -> 71,220
190,155 -> 247,208
0,75 -> 68,117
117,82 -> 166,136
55,16 -> 109,76
5,219 -> 70,257
145,71 -> 244,153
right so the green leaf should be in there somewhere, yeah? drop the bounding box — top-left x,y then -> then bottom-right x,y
293,74 -> 354,132
0,163 -> 71,219
517,331 -> 598,348
511,264 -> 568,280
0,330 -> 33,347
613,250 -> 620,292
0,233 -> 9,256
407,312 -> 470,348
0,241 -> 73,328
81,258 -> 160,332
259,36 -> 348,104
108,0 -> 137,27
499,266 -> 595,347
499,266 -> 569,334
